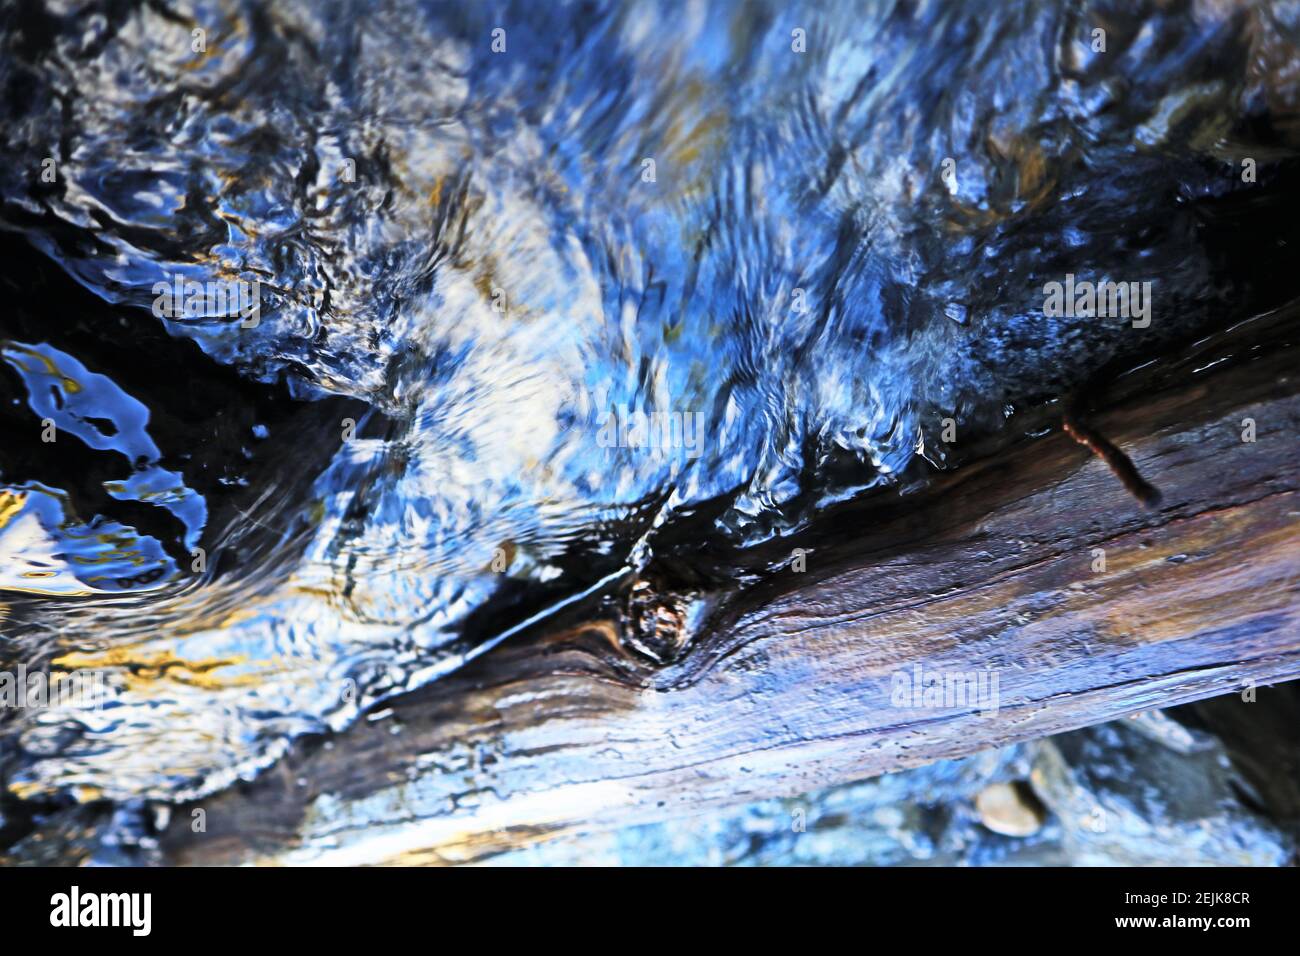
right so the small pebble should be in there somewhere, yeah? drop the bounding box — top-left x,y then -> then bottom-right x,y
975,781 -> 1046,837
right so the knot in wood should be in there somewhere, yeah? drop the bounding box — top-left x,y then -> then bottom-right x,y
624,580 -> 692,665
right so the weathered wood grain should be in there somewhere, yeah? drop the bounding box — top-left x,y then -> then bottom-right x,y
161,312 -> 1300,865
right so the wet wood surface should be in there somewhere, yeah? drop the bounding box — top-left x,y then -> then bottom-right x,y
162,312 -> 1300,865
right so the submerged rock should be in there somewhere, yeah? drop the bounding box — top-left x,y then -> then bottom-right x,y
976,781 -> 1047,838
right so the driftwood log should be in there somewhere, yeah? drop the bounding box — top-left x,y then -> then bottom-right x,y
160,310 -> 1300,865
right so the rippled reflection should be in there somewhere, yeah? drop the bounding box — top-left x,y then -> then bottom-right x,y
1,0 -> 1299,803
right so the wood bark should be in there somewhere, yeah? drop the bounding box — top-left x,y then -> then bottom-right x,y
161,311 -> 1300,865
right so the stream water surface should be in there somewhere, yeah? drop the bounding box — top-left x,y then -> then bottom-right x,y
1,0 -> 1299,820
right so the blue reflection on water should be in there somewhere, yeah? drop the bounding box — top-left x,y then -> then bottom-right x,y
0,0 -> 1295,807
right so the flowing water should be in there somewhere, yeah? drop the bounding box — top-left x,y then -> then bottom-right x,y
2,0 -> 1300,818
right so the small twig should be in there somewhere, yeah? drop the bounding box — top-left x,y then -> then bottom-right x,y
1062,409 -> 1163,509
